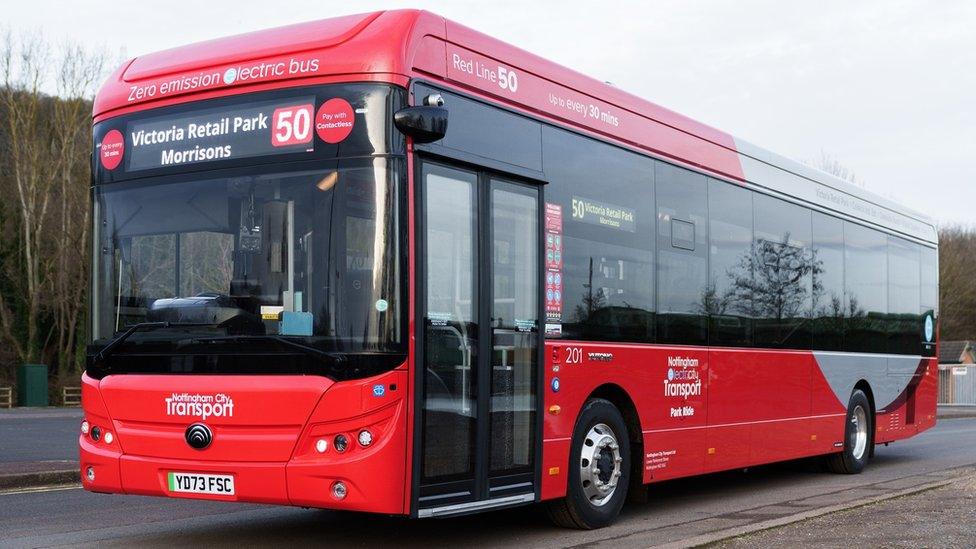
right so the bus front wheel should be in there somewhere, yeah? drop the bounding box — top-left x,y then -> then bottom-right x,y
547,398 -> 631,529
826,389 -> 873,474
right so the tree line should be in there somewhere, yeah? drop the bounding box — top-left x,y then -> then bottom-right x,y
938,226 -> 976,341
0,32 -> 106,395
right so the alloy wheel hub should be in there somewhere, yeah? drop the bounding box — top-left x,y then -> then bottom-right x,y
579,423 -> 623,507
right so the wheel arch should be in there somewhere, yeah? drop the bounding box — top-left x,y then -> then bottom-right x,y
853,379 -> 877,457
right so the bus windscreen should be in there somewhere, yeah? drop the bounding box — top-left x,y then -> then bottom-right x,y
89,158 -> 404,379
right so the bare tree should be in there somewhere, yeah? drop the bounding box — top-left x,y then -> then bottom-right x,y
48,42 -> 106,385
0,30 -> 54,366
0,30 -> 107,387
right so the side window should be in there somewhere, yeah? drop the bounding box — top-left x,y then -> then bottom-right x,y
887,237 -> 920,355
656,161 -> 708,345
542,127 -> 655,342
844,222 -> 888,353
707,179 -> 753,347
753,194 -> 813,349
920,246 -> 938,357
811,212 -> 846,350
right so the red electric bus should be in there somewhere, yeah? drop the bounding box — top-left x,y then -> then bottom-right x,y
82,10 -> 939,528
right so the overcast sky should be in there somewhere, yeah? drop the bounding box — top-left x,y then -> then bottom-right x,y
7,0 -> 974,225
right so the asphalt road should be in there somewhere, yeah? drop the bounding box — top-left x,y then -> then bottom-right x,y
0,408 -> 82,463
3,418 -> 976,548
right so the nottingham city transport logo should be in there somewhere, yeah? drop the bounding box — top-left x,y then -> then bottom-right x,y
664,356 -> 701,398
165,393 -> 235,420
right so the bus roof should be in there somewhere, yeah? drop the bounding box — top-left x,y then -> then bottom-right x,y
94,9 -> 936,244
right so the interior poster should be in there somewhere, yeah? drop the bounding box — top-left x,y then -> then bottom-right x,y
545,203 -> 563,336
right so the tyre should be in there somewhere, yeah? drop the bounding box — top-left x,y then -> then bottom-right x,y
826,389 -> 873,474
546,398 -> 631,529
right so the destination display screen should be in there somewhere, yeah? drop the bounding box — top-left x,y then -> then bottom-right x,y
123,96 -> 317,172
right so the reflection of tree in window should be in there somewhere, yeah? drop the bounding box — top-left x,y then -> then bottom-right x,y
720,234 -> 822,346
124,234 -> 176,302
811,211 -> 851,350
179,232 -> 234,296
572,257 -> 608,324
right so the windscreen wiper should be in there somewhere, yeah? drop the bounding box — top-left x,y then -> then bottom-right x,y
91,321 -> 216,367
188,335 -> 347,365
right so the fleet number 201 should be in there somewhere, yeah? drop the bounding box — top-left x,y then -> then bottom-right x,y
565,347 -> 583,364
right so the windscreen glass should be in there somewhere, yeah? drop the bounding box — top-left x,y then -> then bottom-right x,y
91,158 -> 404,374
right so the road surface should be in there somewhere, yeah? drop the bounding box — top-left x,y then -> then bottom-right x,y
0,408 -> 81,463
3,418 -> 976,548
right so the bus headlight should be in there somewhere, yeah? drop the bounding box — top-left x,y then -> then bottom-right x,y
315,439 -> 328,453
357,430 -> 373,447
86,467 -> 95,482
333,434 -> 348,453
81,420 -> 90,435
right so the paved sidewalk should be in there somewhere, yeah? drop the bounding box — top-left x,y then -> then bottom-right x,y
714,474 -> 976,548
0,460 -> 78,490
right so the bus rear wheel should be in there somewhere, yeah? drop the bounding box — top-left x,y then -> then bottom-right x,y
546,398 -> 631,529
826,389 -> 873,474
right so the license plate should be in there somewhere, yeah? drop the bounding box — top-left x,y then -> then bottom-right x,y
167,472 -> 235,496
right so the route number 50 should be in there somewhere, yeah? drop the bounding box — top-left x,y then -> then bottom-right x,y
498,66 -> 519,93
272,104 -> 313,147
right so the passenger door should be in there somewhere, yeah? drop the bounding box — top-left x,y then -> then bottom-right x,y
415,160 -> 542,514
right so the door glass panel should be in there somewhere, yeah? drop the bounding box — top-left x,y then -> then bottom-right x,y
489,181 -> 538,474
422,165 -> 478,482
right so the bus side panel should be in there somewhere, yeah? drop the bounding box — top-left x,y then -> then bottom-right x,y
541,341 -> 587,501
639,347 -> 708,483
875,357 -> 937,444
539,344 -> 936,503
810,361 -> 848,453
915,357 -> 939,432
541,342 -> 709,500
541,438 -> 571,500
705,349 -> 813,472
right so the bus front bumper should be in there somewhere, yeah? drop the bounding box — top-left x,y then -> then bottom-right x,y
79,370 -> 409,514
80,424 -> 406,513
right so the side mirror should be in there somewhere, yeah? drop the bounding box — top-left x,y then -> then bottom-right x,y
394,105 -> 448,144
